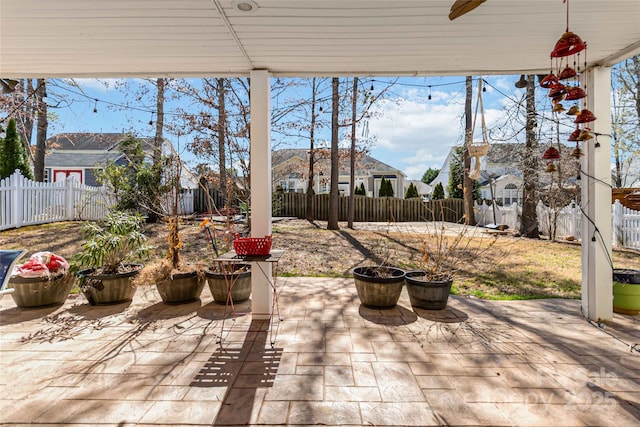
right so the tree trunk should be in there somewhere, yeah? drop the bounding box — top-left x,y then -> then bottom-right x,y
154,78 -> 165,165
327,77 -> 340,230
519,75 -> 540,238
19,79 -> 36,164
217,78 -> 227,204
306,78 -> 318,221
147,78 -> 165,223
348,77 -> 358,229
34,79 -> 47,182
463,76 -> 476,226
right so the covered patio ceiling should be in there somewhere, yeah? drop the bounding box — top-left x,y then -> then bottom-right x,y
1,0 -> 639,78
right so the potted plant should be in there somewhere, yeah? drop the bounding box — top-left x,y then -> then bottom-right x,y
352,265 -> 406,309
405,221 -> 498,310
74,211 -> 152,305
613,268 -> 640,315
135,154 -> 205,304
9,252 -> 73,308
200,218 -> 252,304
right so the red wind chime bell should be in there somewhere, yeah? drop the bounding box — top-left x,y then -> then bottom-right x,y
542,0 -> 595,167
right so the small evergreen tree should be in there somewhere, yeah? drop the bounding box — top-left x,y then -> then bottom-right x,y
405,182 -> 420,198
379,177 -> 395,197
432,182 -> 445,200
0,118 -> 33,180
355,182 -> 366,195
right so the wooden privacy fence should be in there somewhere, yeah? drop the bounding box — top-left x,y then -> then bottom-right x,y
192,187 -> 226,213
0,171 -> 114,231
274,193 -> 465,223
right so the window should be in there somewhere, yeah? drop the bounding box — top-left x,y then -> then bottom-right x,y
502,183 -> 519,205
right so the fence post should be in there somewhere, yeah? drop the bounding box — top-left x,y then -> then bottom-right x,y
66,178 -> 75,220
612,200 -> 623,247
13,171 -> 23,228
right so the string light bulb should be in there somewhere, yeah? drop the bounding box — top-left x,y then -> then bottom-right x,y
93,99 -> 98,113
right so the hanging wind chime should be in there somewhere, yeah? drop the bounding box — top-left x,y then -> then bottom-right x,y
540,0 -> 595,172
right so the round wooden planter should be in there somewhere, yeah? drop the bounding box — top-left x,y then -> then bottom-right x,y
352,266 -> 405,309
78,264 -> 142,305
613,269 -> 640,315
9,273 -> 73,308
205,264 -> 252,304
404,271 -> 453,310
156,271 -> 204,304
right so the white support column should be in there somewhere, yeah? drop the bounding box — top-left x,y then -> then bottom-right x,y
581,66 -> 613,322
249,69 -> 273,320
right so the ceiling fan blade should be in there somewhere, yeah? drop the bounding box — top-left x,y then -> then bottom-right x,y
448,0 -> 487,21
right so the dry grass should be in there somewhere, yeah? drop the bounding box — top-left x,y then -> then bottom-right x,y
2,218 -> 639,300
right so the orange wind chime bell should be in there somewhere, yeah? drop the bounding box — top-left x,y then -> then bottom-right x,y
540,0 -> 596,170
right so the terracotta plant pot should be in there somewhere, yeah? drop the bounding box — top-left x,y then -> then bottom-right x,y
78,264 -> 142,305
205,264 -> 251,304
352,266 -> 405,309
156,271 -> 204,304
9,273 -> 73,308
404,271 -> 452,310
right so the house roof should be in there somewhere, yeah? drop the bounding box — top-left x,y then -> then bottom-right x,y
46,152 -> 121,168
1,1 -> 638,78
46,133 -> 155,152
272,148 -> 405,176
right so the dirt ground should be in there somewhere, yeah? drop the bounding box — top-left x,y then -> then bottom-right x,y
2,218 -> 639,299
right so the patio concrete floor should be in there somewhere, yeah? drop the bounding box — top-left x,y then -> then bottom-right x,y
0,277 -> 639,426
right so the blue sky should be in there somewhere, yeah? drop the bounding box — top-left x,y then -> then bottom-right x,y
46,75 -> 529,181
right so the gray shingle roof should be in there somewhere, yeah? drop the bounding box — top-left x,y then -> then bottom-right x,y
45,152 -> 121,168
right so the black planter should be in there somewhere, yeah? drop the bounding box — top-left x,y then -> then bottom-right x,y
404,271 -> 452,310
352,266 -> 405,309
78,264 -> 142,305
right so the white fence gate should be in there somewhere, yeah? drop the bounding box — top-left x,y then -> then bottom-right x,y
474,199 -> 640,249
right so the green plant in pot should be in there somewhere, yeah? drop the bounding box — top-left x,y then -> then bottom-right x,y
74,211 -> 152,305
405,221 -> 498,310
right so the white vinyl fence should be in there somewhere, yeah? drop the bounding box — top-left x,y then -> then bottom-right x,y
0,171 -> 113,230
475,199 -> 640,249
0,171 -> 196,231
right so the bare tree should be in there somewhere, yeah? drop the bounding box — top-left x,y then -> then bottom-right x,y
306,78 -> 320,221
463,76 -> 476,225
328,78 -> 340,230
611,55 -> 640,187
520,75 -> 540,237
348,77 -> 358,229
34,79 -> 47,181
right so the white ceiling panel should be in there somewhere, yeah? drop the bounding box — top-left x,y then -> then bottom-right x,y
1,0 -> 638,78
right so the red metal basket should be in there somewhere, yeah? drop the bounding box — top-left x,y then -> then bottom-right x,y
233,234 -> 272,256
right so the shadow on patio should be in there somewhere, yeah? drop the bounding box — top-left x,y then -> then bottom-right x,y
0,277 -> 638,426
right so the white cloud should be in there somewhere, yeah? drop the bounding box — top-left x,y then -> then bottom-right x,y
366,94 -> 504,180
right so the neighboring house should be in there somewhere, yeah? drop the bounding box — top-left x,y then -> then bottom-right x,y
433,143 -> 579,205
44,133 -> 171,186
272,148 -> 407,198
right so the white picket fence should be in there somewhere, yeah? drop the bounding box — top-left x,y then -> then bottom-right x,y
474,199 -> 640,249
0,171 -> 196,231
